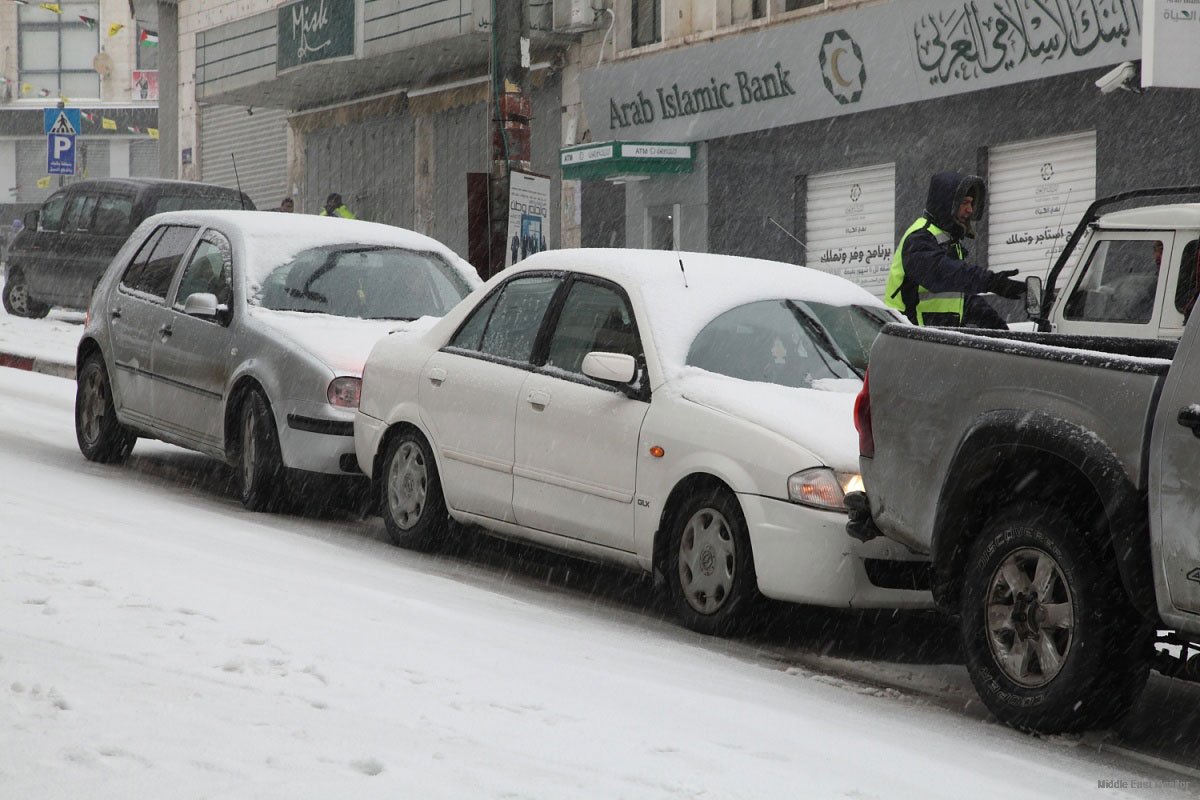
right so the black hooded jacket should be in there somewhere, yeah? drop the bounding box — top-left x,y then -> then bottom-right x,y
900,171 -> 991,295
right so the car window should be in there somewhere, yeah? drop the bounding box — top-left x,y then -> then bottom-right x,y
686,299 -> 865,388
39,193 -> 68,232
121,225 -> 198,300
62,193 -> 98,232
545,280 -> 641,375
150,193 -> 247,214
254,245 -> 470,319
1064,238 -> 1163,324
1173,238 -> 1199,320
120,226 -> 166,290
91,194 -> 134,235
449,275 -> 559,362
174,231 -> 233,313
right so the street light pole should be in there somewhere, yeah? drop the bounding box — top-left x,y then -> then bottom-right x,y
486,0 -> 531,280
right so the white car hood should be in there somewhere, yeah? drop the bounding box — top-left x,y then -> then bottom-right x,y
670,367 -> 862,472
250,309 -> 440,374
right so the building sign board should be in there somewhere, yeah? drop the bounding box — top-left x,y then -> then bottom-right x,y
560,141 -> 693,181
278,0 -> 356,72
581,0 -> 1142,143
1142,0 -> 1200,89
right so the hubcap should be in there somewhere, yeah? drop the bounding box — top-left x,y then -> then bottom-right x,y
8,280 -> 29,316
678,507 -> 735,615
984,546 -> 1075,687
79,367 -> 107,446
386,442 -> 428,530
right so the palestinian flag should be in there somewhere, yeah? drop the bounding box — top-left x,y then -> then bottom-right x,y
139,29 -> 158,47
79,15 -> 97,30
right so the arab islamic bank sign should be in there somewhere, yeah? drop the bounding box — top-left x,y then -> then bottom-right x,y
582,0 -> 1141,142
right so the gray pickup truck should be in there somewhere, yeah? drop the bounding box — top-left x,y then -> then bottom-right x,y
850,318 -> 1200,733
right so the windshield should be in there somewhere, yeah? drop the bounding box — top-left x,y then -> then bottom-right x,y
253,244 -> 472,319
685,299 -> 888,388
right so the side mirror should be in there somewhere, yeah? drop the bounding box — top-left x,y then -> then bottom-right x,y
1024,275 -> 1044,318
23,210 -> 39,230
182,292 -> 221,318
581,351 -> 636,384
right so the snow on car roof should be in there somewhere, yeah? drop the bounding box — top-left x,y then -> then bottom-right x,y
140,209 -> 480,293
1097,203 -> 1200,230
512,248 -> 889,375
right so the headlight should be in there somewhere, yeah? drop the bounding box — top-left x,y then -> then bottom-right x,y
787,467 -> 863,511
327,376 -> 362,409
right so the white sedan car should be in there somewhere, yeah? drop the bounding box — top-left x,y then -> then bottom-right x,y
356,249 -> 932,634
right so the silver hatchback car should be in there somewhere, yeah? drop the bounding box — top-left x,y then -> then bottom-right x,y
75,210 -> 480,510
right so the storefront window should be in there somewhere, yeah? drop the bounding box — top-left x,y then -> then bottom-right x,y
632,0 -> 661,47
18,3 -> 101,99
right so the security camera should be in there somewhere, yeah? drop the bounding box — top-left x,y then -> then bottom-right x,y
1095,61 -> 1137,94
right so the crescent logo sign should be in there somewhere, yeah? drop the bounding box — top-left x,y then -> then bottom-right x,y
819,30 -> 867,105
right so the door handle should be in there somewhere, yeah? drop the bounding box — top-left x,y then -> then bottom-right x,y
1178,406 -> 1200,438
527,389 -> 551,408
428,367 -> 446,386
158,323 -> 173,340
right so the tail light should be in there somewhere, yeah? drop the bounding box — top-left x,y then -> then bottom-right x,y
853,369 -> 874,458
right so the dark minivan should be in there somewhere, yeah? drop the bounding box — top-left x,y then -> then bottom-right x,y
3,178 -> 254,318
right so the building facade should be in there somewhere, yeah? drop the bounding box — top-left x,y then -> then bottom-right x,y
571,0 -> 1200,297
0,0 -> 160,232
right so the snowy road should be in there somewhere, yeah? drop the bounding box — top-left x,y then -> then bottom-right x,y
0,366 -> 1197,798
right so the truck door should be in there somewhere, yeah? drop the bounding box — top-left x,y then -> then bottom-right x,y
1052,231 -> 1173,339
1151,314 -> 1200,617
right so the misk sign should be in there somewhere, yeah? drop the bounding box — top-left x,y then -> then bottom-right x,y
277,0 -> 356,72
1142,0 -> 1200,89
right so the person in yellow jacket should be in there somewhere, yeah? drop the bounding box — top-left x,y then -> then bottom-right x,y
885,171 -> 1024,328
318,193 -> 356,219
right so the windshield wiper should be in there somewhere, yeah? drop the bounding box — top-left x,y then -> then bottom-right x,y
785,300 -> 863,379
366,315 -> 419,321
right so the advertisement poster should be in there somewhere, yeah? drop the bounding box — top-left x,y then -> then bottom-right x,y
1143,0 -> 1200,89
807,163 -> 896,297
132,70 -> 158,101
506,171 -> 551,268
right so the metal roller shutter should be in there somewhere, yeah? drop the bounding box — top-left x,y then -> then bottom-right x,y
987,131 -> 1096,280
806,163 -> 896,297
16,138 -> 110,203
130,140 -> 160,177
199,105 -> 288,210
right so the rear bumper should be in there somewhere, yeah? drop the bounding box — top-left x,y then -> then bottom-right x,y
738,493 -> 934,610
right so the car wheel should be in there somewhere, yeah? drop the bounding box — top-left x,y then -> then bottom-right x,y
237,389 -> 289,512
75,352 -> 136,463
666,488 -> 759,636
380,430 -> 448,550
2,268 -> 50,319
960,503 -> 1150,733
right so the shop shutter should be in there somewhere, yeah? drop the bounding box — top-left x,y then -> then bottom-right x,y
806,163 -> 896,297
16,138 -> 109,203
130,140 -> 160,177
199,105 -> 288,210
988,130 -> 1096,280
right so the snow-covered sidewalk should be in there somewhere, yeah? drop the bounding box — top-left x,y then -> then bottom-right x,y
0,276 -> 83,376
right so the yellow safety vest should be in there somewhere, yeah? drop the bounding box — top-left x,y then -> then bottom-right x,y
884,217 -> 967,326
319,205 -> 356,220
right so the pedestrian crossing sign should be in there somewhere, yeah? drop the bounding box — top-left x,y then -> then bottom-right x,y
43,107 -> 81,136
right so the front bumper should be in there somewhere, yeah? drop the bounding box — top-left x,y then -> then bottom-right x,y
276,401 -> 360,475
738,493 -> 934,610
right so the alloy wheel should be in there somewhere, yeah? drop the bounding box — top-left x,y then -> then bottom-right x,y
677,507 -> 736,615
241,403 -> 259,487
984,546 -> 1075,687
78,367 -> 107,447
387,441 -> 428,530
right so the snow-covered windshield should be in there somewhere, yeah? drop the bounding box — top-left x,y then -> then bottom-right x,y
686,300 -> 887,387
253,244 -> 472,320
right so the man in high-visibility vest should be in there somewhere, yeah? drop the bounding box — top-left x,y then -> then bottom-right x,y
318,193 -> 356,220
885,171 -> 1024,328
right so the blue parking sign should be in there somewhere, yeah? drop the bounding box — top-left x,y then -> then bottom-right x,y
47,134 -> 76,175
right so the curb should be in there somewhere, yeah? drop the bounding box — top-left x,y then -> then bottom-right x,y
0,352 -> 76,380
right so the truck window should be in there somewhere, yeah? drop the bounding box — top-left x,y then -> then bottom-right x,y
1174,239 -> 1199,321
91,194 -> 135,235
1063,238 -> 1162,325
39,192 -> 68,232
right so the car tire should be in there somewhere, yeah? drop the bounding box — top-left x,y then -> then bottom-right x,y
237,389 -> 290,512
2,268 -> 50,319
379,430 -> 448,550
960,503 -> 1151,733
666,487 -> 759,636
75,352 -> 136,463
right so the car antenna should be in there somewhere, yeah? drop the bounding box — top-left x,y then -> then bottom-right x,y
230,154 -> 246,210
768,217 -> 809,252
1046,187 -> 1073,272
676,251 -> 689,288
